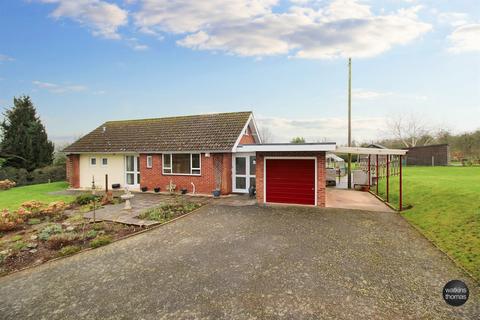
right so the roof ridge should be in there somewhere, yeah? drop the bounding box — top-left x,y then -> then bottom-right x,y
104,111 -> 252,124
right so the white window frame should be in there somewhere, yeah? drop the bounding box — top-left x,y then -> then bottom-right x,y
146,155 -> 153,169
162,153 -> 201,176
101,158 -> 108,166
263,156 -> 318,206
90,157 -> 97,166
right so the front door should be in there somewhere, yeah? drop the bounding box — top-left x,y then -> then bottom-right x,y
233,154 -> 256,193
125,155 -> 140,188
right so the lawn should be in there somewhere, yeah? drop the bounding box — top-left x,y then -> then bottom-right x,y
378,167 -> 480,280
0,182 -> 75,211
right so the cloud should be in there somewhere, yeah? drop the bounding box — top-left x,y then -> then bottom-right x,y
39,0 -> 128,39
352,89 -> 392,99
0,54 -> 14,63
437,12 -> 471,27
257,116 -> 387,144
33,80 -> 88,93
447,23 -> 480,53
134,0 -> 431,58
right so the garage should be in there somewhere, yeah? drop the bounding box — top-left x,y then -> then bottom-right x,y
265,158 -> 316,205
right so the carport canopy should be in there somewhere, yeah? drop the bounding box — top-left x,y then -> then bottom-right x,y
334,146 -> 408,211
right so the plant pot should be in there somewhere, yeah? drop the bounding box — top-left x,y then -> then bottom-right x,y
154,187 -> 161,193
141,187 -> 148,192
360,185 -> 370,192
181,188 -> 188,195
212,189 -> 221,198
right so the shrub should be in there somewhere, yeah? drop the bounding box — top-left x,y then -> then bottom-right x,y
20,200 -> 45,216
27,218 -> 41,225
92,222 -> 105,231
40,201 -> 67,216
0,167 -> 28,186
58,245 -> 81,257
75,194 -> 101,206
30,165 -> 66,184
139,203 -> 201,222
90,235 -> 112,248
0,179 -> 16,190
38,224 -> 63,241
85,230 -> 98,239
12,240 -> 27,251
46,232 -> 78,250
0,209 -> 19,232
10,235 -> 23,242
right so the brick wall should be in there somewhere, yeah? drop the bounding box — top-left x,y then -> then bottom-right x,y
139,153 -> 231,195
255,152 -> 326,207
66,154 -> 80,188
239,127 -> 256,144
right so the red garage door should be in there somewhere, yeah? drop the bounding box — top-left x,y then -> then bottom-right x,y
265,159 -> 316,205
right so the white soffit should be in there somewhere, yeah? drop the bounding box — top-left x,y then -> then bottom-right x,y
236,143 -> 336,152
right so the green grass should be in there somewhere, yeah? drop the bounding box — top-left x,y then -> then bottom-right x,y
0,182 -> 74,211
377,167 -> 480,280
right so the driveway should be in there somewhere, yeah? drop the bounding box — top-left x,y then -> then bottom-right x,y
0,204 -> 478,319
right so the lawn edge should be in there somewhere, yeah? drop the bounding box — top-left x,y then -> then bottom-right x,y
399,213 -> 479,284
0,203 -> 210,279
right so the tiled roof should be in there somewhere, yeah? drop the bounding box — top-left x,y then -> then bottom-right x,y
64,111 -> 252,153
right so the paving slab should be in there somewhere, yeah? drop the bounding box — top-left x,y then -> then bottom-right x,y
326,188 -> 393,212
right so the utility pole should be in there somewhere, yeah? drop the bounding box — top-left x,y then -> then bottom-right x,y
347,58 -> 352,189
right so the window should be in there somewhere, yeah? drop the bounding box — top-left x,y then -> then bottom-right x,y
146,155 -> 153,168
163,153 -> 201,175
102,158 -> 108,166
90,157 -> 96,166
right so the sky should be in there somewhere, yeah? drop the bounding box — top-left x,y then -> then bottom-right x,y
0,0 -> 479,145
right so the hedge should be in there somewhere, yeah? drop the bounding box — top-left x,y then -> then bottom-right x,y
0,165 -> 66,186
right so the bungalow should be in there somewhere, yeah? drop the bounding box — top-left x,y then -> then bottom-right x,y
64,111 -> 336,207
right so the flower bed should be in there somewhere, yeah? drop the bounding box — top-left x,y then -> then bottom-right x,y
138,202 -> 203,223
0,197 -> 139,276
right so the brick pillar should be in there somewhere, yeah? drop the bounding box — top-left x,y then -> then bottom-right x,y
66,154 -> 80,188
317,152 -> 326,207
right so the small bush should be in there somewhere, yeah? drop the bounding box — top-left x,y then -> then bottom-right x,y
0,179 -> 16,190
75,194 -> 101,206
27,218 -> 42,225
40,201 -> 67,216
58,245 -> 81,257
92,222 -> 105,231
46,232 -> 78,250
10,235 -> 23,242
85,229 -> 98,239
12,240 -> 27,251
66,213 -> 85,223
90,235 -> 112,248
38,224 -> 63,241
139,203 -> 202,222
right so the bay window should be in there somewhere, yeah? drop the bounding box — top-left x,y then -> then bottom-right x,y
163,153 -> 201,175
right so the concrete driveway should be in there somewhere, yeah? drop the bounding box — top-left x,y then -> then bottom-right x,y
0,204 -> 478,319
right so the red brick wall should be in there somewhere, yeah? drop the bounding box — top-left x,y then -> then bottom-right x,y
66,154 -> 80,188
139,153 -> 231,195
255,152 -> 326,207
239,127 -> 256,144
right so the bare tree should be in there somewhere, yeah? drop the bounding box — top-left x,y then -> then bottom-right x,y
388,114 -> 436,147
259,127 -> 274,143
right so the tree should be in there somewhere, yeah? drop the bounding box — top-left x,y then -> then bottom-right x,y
1,96 -> 54,170
259,127 -> 273,143
291,136 -> 306,144
387,114 -> 436,148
